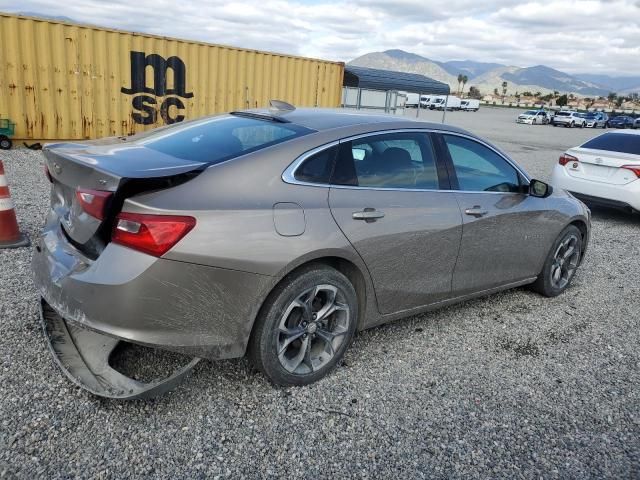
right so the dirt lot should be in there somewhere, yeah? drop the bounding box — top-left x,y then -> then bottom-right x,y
1,107 -> 639,479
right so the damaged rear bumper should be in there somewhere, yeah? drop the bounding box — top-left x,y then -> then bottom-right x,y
32,221 -> 274,398
40,299 -> 201,399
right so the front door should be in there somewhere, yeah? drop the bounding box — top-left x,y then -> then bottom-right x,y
328,131 -> 462,314
438,133 -> 552,296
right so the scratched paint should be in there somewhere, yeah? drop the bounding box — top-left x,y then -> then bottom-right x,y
0,13 -> 344,141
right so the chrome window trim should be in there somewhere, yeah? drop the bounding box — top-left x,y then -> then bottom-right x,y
281,128 -> 530,193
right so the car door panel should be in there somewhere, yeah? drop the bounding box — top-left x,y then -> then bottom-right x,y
329,188 -> 462,313
453,192 -> 551,294
437,133 -> 552,295
328,131 -> 462,315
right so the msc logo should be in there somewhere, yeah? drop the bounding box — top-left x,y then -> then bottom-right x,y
121,51 -> 194,125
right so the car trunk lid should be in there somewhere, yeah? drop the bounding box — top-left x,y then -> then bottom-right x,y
43,140 -> 206,248
565,147 -> 640,185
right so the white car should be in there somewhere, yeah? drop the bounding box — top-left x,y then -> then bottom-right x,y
516,110 -> 550,125
552,111 -> 586,128
551,130 -> 640,212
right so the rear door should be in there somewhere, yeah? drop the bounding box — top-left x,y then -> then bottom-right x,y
436,133 -> 551,295
328,131 -> 462,314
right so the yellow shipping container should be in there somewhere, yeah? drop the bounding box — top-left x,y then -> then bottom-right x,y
0,13 -> 344,141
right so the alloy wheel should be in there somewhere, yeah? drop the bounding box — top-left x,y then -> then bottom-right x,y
550,234 -> 580,289
276,284 -> 350,375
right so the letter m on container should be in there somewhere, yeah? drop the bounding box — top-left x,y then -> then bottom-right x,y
121,51 -> 194,126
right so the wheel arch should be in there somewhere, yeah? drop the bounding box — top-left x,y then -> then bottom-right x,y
569,218 -> 589,262
247,252 -> 375,354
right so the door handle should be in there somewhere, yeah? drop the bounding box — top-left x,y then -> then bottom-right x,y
352,208 -> 385,222
464,206 -> 488,218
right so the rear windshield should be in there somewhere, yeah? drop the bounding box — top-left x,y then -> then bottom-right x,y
555,112 -> 571,117
581,133 -> 640,155
137,115 -> 312,163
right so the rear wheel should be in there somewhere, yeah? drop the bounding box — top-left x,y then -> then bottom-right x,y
0,136 -> 11,150
249,266 -> 358,386
530,225 -> 583,297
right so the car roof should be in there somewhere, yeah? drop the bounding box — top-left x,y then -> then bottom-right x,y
238,107 -> 471,135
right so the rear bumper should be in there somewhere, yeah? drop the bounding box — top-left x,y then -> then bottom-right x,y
551,164 -> 640,212
32,219 -> 273,360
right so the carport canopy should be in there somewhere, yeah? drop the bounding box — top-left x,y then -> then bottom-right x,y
344,65 -> 450,95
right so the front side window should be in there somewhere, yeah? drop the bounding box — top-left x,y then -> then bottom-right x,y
333,132 -> 440,190
443,135 -> 520,193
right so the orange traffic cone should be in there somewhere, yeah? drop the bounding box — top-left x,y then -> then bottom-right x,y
0,160 -> 30,248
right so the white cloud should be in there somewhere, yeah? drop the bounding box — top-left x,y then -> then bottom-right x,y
1,0 -> 639,75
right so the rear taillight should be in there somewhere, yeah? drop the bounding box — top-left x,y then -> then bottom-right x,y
112,212 -> 196,257
559,153 -> 578,166
75,188 -> 113,220
621,165 -> 640,178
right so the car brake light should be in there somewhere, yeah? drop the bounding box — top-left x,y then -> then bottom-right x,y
621,165 -> 640,178
112,212 -> 196,257
75,188 -> 113,220
559,153 -> 578,166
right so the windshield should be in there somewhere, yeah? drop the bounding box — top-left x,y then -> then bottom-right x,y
137,115 -> 312,163
581,133 -> 640,155
523,110 -> 537,115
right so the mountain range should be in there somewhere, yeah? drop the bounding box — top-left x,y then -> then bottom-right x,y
349,49 -> 640,97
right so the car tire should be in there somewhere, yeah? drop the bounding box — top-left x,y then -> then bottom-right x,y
530,225 -> 583,298
249,265 -> 358,386
0,136 -> 11,150
569,121 -> 574,128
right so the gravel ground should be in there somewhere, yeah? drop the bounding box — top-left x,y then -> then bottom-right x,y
1,107 -> 639,478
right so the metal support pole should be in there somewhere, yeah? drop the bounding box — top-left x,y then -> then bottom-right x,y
441,94 -> 449,123
416,92 -> 421,118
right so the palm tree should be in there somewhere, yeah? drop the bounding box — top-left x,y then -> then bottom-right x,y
501,81 -> 508,103
607,92 -> 617,105
461,75 -> 468,95
457,74 -> 464,94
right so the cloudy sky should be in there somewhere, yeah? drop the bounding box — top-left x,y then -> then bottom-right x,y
2,0 -> 639,76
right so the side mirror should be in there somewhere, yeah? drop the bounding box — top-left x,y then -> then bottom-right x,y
529,179 -> 553,198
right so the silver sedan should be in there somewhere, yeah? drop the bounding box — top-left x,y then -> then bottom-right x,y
33,104 -> 591,398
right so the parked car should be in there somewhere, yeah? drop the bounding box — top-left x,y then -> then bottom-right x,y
608,115 -> 635,129
33,104 -> 590,398
635,118 -> 640,129
516,109 -> 550,125
583,112 -> 609,128
551,130 -> 640,212
460,99 -> 480,111
552,111 -> 586,128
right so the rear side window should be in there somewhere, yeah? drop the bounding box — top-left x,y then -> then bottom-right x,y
333,131 -> 440,190
294,146 -> 338,184
137,115 -> 312,163
581,133 -> 640,155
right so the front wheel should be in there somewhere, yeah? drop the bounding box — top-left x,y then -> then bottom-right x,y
249,266 -> 358,386
530,225 -> 583,297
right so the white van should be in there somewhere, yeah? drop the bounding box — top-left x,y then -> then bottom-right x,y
431,96 -> 461,111
460,99 -> 480,111
405,93 -> 420,108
